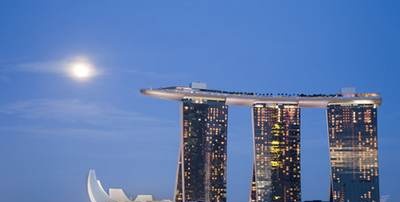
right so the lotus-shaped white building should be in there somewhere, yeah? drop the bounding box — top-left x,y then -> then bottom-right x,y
87,170 -> 172,202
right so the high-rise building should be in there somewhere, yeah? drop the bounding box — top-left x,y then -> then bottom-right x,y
327,104 -> 380,202
250,104 -> 301,202
140,84 -> 382,202
175,98 -> 228,202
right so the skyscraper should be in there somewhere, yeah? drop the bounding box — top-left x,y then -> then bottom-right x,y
250,104 -> 301,202
175,98 -> 228,202
140,84 -> 382,202
327,104 -> 380,202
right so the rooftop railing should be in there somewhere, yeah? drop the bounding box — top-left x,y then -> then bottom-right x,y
156,86 -> 380,99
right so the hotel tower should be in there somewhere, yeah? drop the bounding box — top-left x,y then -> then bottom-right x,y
175,98 -> 228,202
250,104 -> 301,202
141,83 -> 381,202
327,104 -> 379,202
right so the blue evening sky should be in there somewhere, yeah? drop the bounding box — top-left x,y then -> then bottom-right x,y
0,1 -> 399,202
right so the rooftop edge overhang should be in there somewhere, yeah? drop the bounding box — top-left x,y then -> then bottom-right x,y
140,88 -> 382,108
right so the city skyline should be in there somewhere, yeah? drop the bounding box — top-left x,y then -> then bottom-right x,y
1,1 -> 399,202
141,83 -> 381,202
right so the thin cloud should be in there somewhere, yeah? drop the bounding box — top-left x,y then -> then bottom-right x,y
0,56 -> 103,80
14,60 -> 67,74
0,99 -> 174,137
0,58 -> 187,81
1,59 -> 71,75
0,126 -> 114,138
0,99 -> 157,123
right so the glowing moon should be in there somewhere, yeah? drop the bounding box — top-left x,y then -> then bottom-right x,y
68,60 -> 97,81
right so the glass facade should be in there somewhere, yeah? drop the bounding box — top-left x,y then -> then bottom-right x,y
174,98 -> 228,202
175,153 -> 183,202
327,104 -> 380,202
143,86 -> 382,202
250,104 -> 301,202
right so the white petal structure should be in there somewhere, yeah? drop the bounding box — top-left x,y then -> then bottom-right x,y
133,195 -> 153,202
87,169 -> 172,202
87,170 -> 116,202
110,189 -> 131,202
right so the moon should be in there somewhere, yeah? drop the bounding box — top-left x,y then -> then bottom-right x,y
68,59 -> 97,81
